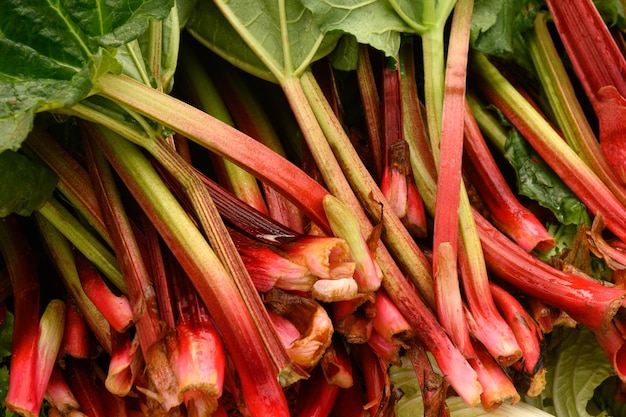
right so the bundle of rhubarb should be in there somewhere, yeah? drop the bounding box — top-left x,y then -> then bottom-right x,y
2,0 -> 626,415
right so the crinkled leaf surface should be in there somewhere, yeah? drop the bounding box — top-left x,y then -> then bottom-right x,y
0,150 -> 57,217
470,0 -> 538,63
537,327 -> 614,417
504,128 -> 590,226
0,0 -> 174,151
187,0 -> 339,82
300,0 -> 414,59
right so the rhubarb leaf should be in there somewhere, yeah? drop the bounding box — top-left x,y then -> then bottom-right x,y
390,356 -> 557,416
504,129 -> 590,226
0,151 -> 57,218
535,327 -> 614,417
300,0 -> 414,59
0,0 -> 174,151
187,0 -> 341,82
594,0 -> 626,28
470,0 -> 539,71
185,1 -> 276,82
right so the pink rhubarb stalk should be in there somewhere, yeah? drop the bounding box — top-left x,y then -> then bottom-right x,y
45,366 -> 82,416
105,331 -> 142,397
431,0 -> 475,359
372,289 -> 415,343
35,299 -> 67,407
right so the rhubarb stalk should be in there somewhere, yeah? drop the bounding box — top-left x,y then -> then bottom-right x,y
546,0 -> 626,183
88,126 -> 291,416
0,216 -> 42,417
471,51 -> 626,243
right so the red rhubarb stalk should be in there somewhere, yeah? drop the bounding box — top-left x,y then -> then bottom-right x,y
75,252 -> 134,333
474,209 -> 625,329
527,12 -> 626,205
471,52 -> 626,243
546,0 -> 626,183
379,62 -> 427,238
357,45 -> 384,179
463,100 -> 555,252
0,216 -> 42,417
172,269 -> 226,416
65,359 -> 110,417
320,339 -> 353,389
294,365 -> 340,417
90,126 -> 290,416
592,321 -> 626,382
489,283 -> 544,375
62,296 -> 92,359
468,341 -> 521,411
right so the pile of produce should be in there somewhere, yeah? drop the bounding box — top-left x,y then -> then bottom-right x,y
1,0 -> 626,415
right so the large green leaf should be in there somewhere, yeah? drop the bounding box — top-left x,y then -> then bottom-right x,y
0,150 -> 57,217
535,327 -> 615,417
300,0 -> 414,59
187,0 -> 339,82
0,0 -> 174,151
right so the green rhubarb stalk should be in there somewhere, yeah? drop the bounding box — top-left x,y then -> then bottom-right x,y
37,197 -> 125,292
527,11 -> 626,206
176,44 -> 270,215
35,214 -> 113,353
92,72 -> 331,232
202,55 -> 307,232
471,51 -> 626,243
74,107 -> 305,384
299,71 -> 435,305
87,125 -> 291,416
24,126 -> 110,245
